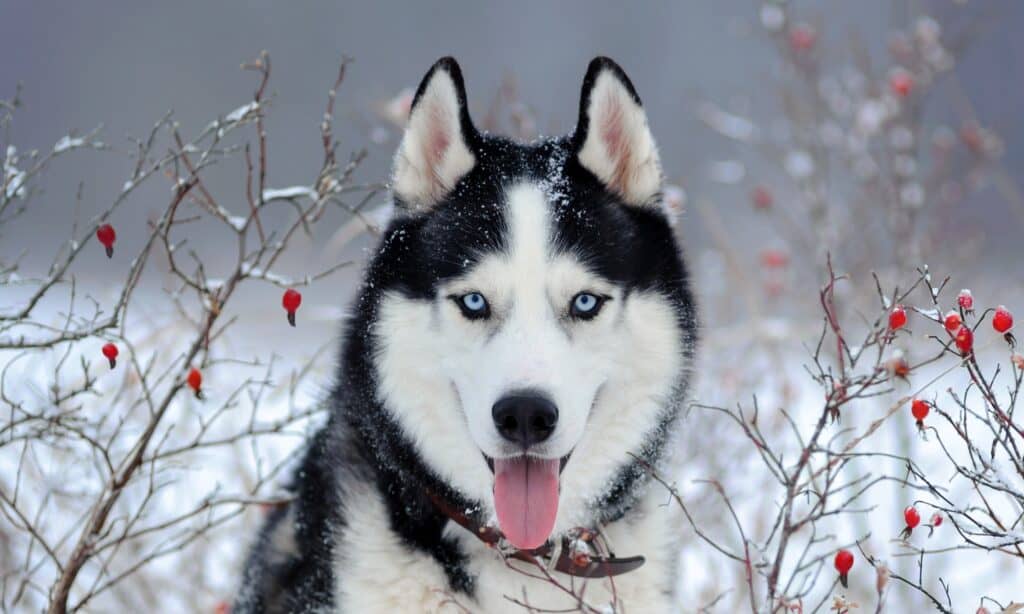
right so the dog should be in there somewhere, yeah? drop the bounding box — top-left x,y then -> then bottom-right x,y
233,56 -> 698,613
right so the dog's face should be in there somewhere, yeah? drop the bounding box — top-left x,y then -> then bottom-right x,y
369,58 -> 695,550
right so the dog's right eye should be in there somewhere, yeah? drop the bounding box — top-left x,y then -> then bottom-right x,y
452,292 -> 491,320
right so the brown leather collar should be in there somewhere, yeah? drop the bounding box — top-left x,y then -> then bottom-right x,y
426,490 -> 645,579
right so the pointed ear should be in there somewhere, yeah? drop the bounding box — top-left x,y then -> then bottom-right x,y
572,57 -> 662,207
391,57 -> 478,211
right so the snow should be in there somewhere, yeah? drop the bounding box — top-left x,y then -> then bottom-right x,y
53,135 -> 85,153
707,160 -> 745,184
3,145 -> 27,199
227,215 -> 248,232
3,170 -> 26,199
262,186 -> 317,201
914,16 -> 941,44
369,125 -> 391,145
759,4 -> 785,31
697,103 -> 756,142
784,150 -> 814,180
855,99 -> 891,135
202,102 -> 261,138
240,263 -> 290,285
225,101 -> 259,123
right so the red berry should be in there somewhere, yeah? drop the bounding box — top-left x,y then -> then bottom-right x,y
96,223 -> 116,258
889,69 -> 914,97
954,325 -> 974,355
101,342 -> 119,369
931,513 -> 942,527
889,305 -> 908,330
904,506 -> 921,529
187,367 -> 203,398
751,186 -> 774,210
957,289 -> 973,311
834,548 -> 854,587
759,249 -> 789,269
943,310 -> 961,333
834,549 -> 854,574
282,289 -> 303,327
788,23 -> 817,51
993,306 -> 1013,333
911,398 -> 929,422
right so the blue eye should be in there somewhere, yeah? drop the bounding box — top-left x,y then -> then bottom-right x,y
454,292 -> 490,319
570,292 -> 605,319
462,293 -> 486,311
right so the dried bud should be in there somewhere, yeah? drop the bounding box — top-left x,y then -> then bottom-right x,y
886,355 -> 911,379
875,563 -> 890,596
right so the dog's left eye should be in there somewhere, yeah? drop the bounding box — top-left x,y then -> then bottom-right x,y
569,292 -> 605,319
453,292 -> 491,320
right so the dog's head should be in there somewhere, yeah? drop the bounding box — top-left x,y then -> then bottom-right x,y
365,57 -> 696,550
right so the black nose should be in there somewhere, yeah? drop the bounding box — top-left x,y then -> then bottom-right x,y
492,392 -> 558,447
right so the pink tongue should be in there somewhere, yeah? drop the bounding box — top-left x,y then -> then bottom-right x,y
493,457 -> 560,550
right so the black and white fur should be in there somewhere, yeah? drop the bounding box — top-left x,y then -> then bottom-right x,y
234,56 -> 698,613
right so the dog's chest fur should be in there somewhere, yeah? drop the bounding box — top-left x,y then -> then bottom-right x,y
334,483 -> 679,613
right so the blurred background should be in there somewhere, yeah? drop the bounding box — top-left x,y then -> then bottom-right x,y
4,1 -> 1024,264
2,1 -> 1023,612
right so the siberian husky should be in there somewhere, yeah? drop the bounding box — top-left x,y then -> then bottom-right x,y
235,56 -> 698,613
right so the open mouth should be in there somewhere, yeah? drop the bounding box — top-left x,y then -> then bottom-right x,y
483,453 -> 571,474
482,452 -> 572,550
